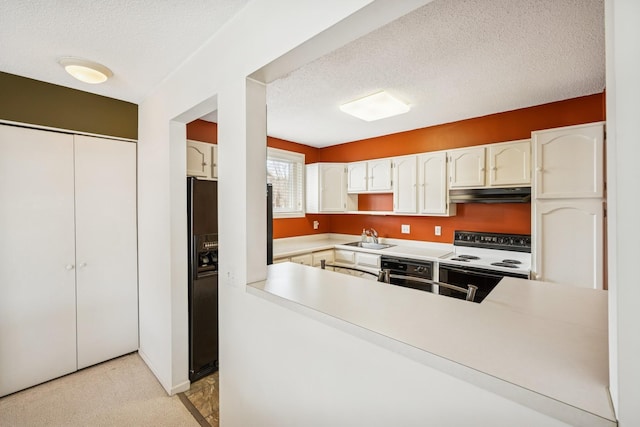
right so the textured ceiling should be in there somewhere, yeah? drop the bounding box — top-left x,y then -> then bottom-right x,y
0,0 -> 250,103
266,0 -> 605,147
0,1 -> 604,147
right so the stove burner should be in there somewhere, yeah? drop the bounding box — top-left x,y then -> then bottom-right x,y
457,255 -> 480,260
450,257 -> 470,262
491,262 -> 518,268
502,259 -> 522,265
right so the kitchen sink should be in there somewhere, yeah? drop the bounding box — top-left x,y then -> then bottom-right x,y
343,241 -> 395,250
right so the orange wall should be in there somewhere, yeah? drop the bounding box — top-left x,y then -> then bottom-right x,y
319,94 -> 605,162
186,93 -> 605,241
330,203 -> 531,243
187,119 -> 217,144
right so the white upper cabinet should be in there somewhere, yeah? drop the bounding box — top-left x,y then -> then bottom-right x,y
393,155 -> 418,214
347,161 -> 368,192
533,122 -> 604,199
488,140 -> 531,186
368,158 -> 392,191
418,151 -> 454,216
450,140 -> 531,189
187,139 -> 217,180
347,158 -> 392,193
306,163 -> 353,213
449,147 -> 486,188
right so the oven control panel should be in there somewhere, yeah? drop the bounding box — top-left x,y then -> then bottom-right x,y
454,231 -> 531,253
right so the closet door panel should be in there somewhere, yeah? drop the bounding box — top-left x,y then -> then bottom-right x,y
0,125 -> 77,397
74,135 -> 138,369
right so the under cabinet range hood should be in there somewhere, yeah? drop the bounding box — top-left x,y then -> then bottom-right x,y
449,187 -> 531,204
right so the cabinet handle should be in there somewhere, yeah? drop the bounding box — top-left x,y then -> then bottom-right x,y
536,167 -> 543,172
491,166 -> 497,171
65,264 -> 75,271
79,262 -> 87,268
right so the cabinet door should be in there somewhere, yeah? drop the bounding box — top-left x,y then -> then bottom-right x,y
533,199 -> 603,289
449,147 -> 485,188
533,123 -> 604,199
418,152 -> 448,214
187,140 -> 212,178
74,136 -> 139,369
347,161 -> 368,193
355,252 -> 381,269
320,164 -> 347,212
488,140 -> 531,187
368,158 -> 392,192
290,253 -> 312,266
334,249 -> 356,264
393,155 -> 417,213
0,125 -> 77,397
312,250 -> 335,267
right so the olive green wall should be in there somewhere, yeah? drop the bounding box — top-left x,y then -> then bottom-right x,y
0,71 -> 137,139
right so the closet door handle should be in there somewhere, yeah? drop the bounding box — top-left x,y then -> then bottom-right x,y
65,264 -> 75,271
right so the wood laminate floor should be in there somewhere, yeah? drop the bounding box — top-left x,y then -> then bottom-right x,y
180,371 -> 219,427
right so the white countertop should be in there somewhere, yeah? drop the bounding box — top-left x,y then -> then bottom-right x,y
248,263 -> 615,427
274,234 -> 453,261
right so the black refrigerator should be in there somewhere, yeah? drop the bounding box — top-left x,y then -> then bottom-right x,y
187,177 -> 218,382
267,183 -> 273,265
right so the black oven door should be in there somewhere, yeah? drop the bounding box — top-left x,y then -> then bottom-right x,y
438,264 -> 527,303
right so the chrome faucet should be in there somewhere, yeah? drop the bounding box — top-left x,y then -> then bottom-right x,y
368,228 -> 378,244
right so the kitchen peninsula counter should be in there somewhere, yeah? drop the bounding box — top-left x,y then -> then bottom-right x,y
247,262 -> 615,427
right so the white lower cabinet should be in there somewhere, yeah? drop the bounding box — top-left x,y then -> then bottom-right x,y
312,250 -> 335,267
290,253 -> 313,266
332,249 -> 380,280
533,199 -> 604,289
0,125 -> 138,397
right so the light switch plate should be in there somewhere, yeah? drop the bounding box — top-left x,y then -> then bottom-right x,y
401,224 -> 410,234
435,226 -> 441,236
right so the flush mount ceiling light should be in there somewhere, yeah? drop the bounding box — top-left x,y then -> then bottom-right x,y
58,57 -> 113,84
339,90 -> 410,122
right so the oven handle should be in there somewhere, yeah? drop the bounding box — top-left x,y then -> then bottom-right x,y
439,264 -> 507,281
380,269 -> 478,302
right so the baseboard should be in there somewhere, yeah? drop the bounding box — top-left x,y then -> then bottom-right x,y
138,349 -> 191,396
171,379 -> 191,395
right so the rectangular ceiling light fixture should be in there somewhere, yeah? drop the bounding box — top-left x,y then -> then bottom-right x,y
339,90 -> 410,122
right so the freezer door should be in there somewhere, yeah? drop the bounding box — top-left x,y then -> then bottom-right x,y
189,273 -> 219,381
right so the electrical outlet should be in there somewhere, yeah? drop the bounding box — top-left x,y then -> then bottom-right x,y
401,224 -> 410,234
435,226 -> 441,236
313,220 -> 319,230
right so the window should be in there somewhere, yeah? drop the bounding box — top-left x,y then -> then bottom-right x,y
267,148 -> 305,218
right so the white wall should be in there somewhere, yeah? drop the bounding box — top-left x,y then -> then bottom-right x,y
137,0 -> 424,400
136,0 -> 638,424
606,0 -> 640,425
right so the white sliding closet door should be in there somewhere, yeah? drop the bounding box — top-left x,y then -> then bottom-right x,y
0,125 -> 77,397
74,135 -> 138,369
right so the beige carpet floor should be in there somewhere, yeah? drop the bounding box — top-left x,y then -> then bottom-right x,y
0,352 -> 200,427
